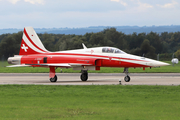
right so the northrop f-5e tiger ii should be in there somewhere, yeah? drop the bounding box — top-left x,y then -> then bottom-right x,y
7,27 -> 169,82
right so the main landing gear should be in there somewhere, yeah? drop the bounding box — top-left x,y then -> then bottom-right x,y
49,67 -> 58,82
48,67 -> 89,82
50,75 -> 57,82
80,70 -> 88,81
124,67 -> 130,82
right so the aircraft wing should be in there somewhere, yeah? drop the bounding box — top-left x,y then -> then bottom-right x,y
7,64 -> 31,67
69,63 -> 93,66
43,63 -> 93,67
7,63 -> 93,68
21,63 -> 71,67
7,64 -> 71,68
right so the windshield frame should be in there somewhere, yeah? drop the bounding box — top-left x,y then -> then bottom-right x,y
102,47 -> 126,54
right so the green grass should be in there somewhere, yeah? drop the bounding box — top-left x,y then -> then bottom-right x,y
1,61 -> 180,73
0,85 -> 180,120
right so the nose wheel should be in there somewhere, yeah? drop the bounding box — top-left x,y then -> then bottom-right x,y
124,75 -> 130,82
124,67 -> 131,82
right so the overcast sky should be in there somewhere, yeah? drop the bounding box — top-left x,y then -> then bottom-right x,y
0,0 -> 180,28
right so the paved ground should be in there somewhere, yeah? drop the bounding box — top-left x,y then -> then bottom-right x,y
0,73 -> 180,85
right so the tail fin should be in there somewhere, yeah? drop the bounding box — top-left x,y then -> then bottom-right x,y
19,27 -> 49,55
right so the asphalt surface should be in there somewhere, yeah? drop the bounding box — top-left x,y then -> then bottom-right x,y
0,73 -> 180,85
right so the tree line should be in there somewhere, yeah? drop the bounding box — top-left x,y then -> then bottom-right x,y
0,28 -> 180,60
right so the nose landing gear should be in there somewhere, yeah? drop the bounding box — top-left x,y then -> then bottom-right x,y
124,68 -> 130,82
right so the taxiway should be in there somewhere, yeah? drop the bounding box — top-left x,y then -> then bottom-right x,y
0,73 -> 180,85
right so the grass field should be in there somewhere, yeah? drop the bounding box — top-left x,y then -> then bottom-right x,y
1,61 -> 180,73
0,85 -> 180,120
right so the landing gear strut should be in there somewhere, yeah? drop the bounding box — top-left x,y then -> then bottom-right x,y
80,70 -> 88,81
124,67 -> 130,82
50,75 -> 57,82
49,67 -> 58,82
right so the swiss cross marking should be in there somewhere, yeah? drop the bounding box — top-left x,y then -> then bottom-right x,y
21,44 -> 28,52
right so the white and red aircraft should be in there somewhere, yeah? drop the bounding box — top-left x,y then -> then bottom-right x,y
8,27 -> 169,82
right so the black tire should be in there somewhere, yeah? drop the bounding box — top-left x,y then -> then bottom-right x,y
124,75 -> 130,82
50,75 -> 57,82
80,73 -> 88,81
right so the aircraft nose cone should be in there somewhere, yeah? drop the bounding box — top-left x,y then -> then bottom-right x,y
157,62 -> 170,66
150,61 -> 170,67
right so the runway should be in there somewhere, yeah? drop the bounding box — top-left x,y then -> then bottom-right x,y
0,73 -> 180,85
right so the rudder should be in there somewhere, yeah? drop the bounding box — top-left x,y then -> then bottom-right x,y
19,27 -> 49,55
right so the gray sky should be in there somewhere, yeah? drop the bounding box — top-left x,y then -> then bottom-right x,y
0,0 -> 180,28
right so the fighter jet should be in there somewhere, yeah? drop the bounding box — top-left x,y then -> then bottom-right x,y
8,27 -> 169,82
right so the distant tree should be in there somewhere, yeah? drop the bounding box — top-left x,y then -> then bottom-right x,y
71,36 -> 84,49
129,32 -> 138,49
55,35 -> 71,51
141,39 -> 151,54
146,32 -> 163,54
175,49 -> 180,60
141,39 -> 156,59
41,33 -> 55,51
89,32 -> 104,46
146,46 -> 156,59
0,36 -> 18,58
130,47 -> 142,56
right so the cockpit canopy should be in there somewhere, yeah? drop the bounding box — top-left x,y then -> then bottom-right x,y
102,47 -> 126,54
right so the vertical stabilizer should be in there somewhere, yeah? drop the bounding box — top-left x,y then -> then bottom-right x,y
19,27 -> 49,55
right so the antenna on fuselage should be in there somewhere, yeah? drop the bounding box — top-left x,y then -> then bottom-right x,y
82,43 -> 87,49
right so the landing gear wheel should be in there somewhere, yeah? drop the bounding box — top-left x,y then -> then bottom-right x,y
80,71 -> 88,81
124,75 -> 130,82
50,75 -> 57,82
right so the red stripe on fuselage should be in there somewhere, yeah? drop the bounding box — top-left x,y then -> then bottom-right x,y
29,52 -> 149,62
20,52 -> 151,68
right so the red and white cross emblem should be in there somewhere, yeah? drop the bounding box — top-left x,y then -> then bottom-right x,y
21,44 -> 28,52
